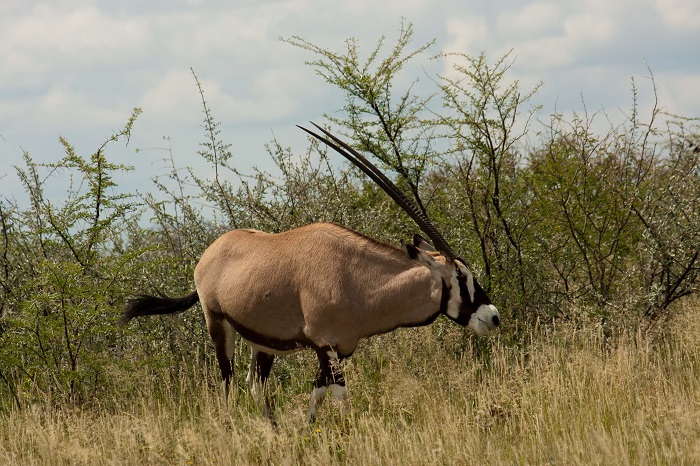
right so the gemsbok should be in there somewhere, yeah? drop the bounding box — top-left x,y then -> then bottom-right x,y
121,123 -> 500,421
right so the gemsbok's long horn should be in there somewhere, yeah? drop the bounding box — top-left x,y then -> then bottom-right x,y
298,122 -> 458,261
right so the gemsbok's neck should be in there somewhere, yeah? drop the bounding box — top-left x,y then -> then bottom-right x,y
368,265 -> 444,333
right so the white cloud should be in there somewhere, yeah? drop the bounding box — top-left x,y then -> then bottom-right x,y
655,0 -> 700,30
139,70 -> 202,124
335,0 -> 428,16
655,72 -> 700,117
496,2 -> 564,39
38,86 -> 129,130
494,3 -> 621,71
445,15 -> 489,55
562,13 -> 615,45
1,4 -> 150,77
139,65 -> 314,128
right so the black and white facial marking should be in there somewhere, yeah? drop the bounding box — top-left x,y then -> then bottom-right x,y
402,240 -> 500,335
444,259 -> 500,335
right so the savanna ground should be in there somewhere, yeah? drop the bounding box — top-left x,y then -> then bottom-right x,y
2,298 -> 699,465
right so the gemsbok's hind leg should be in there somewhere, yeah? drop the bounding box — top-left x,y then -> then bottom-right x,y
308,348 -> 348,422
205,315 -> 237,401
246,349 -> 275,418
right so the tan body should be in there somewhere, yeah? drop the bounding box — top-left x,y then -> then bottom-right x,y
196,223 -> 441,358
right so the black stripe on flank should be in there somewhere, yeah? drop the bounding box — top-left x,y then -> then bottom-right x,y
225,317 -> 313,353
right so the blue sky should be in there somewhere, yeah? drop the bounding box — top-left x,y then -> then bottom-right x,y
1,0 -> 699,205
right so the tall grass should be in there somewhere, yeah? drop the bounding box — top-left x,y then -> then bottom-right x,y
2,299 -> 700,465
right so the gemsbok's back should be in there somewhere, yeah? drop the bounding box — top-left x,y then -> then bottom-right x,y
121,124 -> 500,421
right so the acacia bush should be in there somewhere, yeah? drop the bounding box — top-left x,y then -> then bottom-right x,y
286,24 -> 699,329
0,110 -> 149,408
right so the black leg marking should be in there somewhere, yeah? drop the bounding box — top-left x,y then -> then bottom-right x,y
247,349 -> 275,419
313,349 -> 345,388
308,348 -> 348,422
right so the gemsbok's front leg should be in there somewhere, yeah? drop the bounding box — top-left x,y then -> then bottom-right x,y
308,348 -> 348,422
246,349 -> 275,419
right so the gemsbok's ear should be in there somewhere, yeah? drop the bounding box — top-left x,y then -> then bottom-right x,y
413,234 -> 437,252
402,241 -> 443,272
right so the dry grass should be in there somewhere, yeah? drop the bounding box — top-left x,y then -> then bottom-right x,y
3,300 -> 700,465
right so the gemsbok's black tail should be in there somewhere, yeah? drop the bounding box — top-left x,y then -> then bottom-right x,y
120,291 -> 200,326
